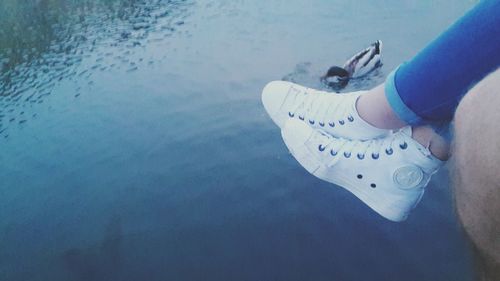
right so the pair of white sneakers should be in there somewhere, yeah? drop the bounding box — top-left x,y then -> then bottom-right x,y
262,81 -> 444,222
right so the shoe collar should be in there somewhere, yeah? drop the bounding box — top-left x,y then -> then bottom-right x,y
398,126 -> 445,167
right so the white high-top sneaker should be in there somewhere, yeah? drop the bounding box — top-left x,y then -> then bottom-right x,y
262,80 -> 389,140
281,119 -> 444,222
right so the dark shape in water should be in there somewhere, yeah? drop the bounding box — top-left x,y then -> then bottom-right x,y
61,215 -> 124,281
321,66 -> 349,91
321,40 -> 383,90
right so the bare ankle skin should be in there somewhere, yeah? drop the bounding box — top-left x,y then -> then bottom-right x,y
355,84 -> 450,160
411,126 -> 450,161
356,84 -> 407,129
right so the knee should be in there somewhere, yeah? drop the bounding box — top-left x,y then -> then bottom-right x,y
452,68 -> 500,280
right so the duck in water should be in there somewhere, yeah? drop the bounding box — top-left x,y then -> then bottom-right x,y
321,40 -> 383,90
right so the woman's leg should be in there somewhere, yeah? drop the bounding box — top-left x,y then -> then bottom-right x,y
357,84 -> 406,129
262,0 -> 499,221
359,0 -> 500,127
453,69 -> 500,281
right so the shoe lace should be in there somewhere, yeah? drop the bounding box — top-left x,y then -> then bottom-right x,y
318,130 -> 408,166
289,90 -> 354,124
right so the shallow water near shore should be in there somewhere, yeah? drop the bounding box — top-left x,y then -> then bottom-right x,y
0,1 -> 478,280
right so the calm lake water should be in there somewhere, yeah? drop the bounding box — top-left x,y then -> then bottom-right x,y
0,0 -> 478,280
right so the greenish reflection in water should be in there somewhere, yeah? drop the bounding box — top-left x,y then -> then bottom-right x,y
0,0 -> 191,135
0,1 -> 478,281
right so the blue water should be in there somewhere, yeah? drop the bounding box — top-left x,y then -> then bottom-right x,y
0,1 -> 478,280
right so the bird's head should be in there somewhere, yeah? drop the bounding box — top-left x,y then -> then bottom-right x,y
321,66 -> 349,90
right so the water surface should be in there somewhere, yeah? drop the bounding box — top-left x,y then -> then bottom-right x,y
0,1 -> 478,280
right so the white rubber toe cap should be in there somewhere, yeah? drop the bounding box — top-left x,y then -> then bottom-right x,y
281,119 -> 314,152
261,80 -> 294,128
281,119 -> 322,174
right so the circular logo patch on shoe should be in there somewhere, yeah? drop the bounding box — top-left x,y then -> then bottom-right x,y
393,165 -> 424,189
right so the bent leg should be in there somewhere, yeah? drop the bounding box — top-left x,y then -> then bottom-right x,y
358,0 -> 500,145
390,0 -> 500,124
453,69 -> 500,281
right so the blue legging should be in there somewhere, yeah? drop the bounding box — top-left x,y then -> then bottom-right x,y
385,0 -> 500,125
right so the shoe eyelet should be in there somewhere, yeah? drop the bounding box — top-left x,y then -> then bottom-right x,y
385,148 -> 393,155
318,144 -> 325,152
328,122 -> 335,127
357,174 -> 363,179
357,153 -> 365,160
319,122 -> 325,127
330,150 -> 337,156
371,153 -> 379,160
288,112 -> 294,117
299,116 -> 305,121
348,116 -> 354,122
344,151 -> 351,158
339,120 -> 345,125
309,120 -> 315,125
370,183 -> 377,188
400,142 -> 408,150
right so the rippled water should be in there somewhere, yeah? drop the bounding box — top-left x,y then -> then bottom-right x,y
0,1 -> 478,280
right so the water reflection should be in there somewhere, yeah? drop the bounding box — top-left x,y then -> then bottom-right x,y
0,0 -> 193,137
61,215 -> 124,281
0,1 -> 477,281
